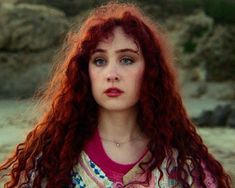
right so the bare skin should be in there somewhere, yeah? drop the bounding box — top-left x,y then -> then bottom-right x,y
89,27 -> 148,164
98,107 -> 148,164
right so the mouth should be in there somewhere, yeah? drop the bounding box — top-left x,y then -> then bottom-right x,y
104,87 -> 124,97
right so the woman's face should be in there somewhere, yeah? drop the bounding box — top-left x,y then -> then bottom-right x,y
88,27 -> 145,112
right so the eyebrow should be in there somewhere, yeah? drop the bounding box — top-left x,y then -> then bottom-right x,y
92,48 -> 139,55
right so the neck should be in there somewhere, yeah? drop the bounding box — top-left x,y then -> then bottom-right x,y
97,106 -> 141,142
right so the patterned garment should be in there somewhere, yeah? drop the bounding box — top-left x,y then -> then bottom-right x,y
72,151 -> 188,188
27,150 -> 216,188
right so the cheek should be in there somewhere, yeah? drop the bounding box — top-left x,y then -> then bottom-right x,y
133,66 -> 145,88
89,68 -> 103,99
89,67 -> 98,86
127,66 -> 145,96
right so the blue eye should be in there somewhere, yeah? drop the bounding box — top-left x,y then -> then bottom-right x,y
121,57 -> 134,65
93,58 -> 106,66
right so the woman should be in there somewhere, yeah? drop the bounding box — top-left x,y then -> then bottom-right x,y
0,2 -> 232,188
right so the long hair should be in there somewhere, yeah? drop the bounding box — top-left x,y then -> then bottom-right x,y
0,2 -> 232,188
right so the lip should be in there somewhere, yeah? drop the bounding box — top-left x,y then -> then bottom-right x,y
104,87 -> 124,97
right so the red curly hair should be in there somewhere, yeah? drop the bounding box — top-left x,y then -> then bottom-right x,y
0,2 -> 232,188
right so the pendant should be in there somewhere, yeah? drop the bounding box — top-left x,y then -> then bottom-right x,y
115,142 -> 120,147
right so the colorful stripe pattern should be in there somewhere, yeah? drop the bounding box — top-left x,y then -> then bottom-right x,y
72,151 -> 184,188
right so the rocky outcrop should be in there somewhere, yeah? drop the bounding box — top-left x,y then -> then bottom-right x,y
0,3 -> 69,50
166,10 -> 214,82
142,5 -> 163,19
16,0 -> 94,16
0,3 -> 69,98
166,10 -> 213,58
190,25 -> 235,81
0,50 -> 54,98
0,3 -> 234,99
166,10 -> 235,82
193,104 -> 235,128
178,10 -> 214,55
181,81 -> 235,100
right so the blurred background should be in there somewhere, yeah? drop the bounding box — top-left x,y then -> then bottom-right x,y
0,0 -> 234,186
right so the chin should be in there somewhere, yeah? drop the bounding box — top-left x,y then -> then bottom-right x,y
99,102 -> 137,112
101,106 -> 128,112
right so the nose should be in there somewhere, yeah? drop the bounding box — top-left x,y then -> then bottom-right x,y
106,66 -> 120,82
106,74 -> 120,82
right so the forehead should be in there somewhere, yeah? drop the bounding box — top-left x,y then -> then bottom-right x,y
95,27 -> 139,51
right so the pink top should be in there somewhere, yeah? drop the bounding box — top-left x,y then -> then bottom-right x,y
83,129 -> 217,187
84,129 -> 148,182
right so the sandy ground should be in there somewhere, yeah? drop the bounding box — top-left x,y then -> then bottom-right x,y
0,99 -> 234,187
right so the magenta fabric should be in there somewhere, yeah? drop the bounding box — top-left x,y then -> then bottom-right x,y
84,129 -> 217,187
84,129 -> 148,182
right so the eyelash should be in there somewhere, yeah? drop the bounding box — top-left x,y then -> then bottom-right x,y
92,56 -> 135,66
93,58 -> 105,66
121,57 -> 134,65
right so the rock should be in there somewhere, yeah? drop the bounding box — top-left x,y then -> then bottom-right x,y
176,10 -> 214,56
0,49 -> 55,98
190,66 -> 207,82
165,10 -> 215,83
0,3 -> 70,98
166,11 -> 235,82
203,82 -> 235,100
193,104 -> 235,128
210,105 -> 232,126
180,66 -> 207,82
0,3 -> 69,51
226,109 -> 235,128
181,80 -> 235,101
142,5 -> 163,19
193,110 -> 214,127
190,25 -> 235,81
183,11 -> 213,52
0,63 -> 50,98
16,0 -> 94,16
180,80 -> 208,99
191,82 -> 207,98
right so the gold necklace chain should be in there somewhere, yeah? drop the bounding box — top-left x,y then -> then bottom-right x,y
100,134 -> 142,147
